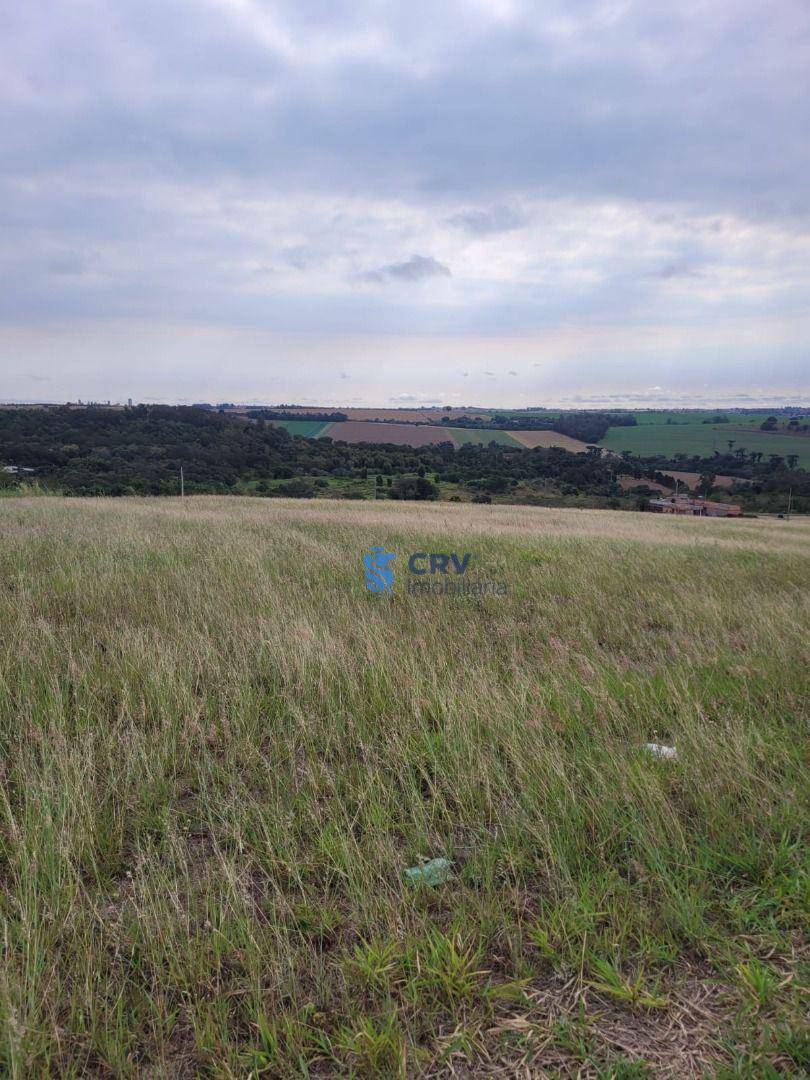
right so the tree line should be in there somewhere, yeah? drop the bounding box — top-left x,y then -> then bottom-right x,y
0,405 -> 805,512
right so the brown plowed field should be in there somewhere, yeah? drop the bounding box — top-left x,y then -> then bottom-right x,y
508,430 -> 589,452
325,421 -> 458,446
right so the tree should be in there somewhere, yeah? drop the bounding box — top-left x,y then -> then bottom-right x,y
389,476 -> 438,501
697,473 -> 716,496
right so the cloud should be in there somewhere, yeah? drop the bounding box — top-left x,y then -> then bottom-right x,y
388,392 -> 444,403
507,369 -> 518,375
359,254 -> 451,284
657,262 -> 704,280
447,205 -> 528,235
0,0 -> 808,404
47,253 -> 90,276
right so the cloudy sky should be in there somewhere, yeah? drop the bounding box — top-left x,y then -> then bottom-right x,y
2,0 -> 809,407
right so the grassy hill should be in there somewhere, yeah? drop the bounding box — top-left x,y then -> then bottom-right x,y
0,497 -> 807,1075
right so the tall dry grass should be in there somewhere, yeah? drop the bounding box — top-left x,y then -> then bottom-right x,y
0,497 -> 807,1076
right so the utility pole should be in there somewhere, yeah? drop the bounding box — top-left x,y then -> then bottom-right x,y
787,487 -> 792,520
180,466 -> 185,498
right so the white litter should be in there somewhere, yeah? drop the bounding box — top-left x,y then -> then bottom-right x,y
643,743 -> 677,760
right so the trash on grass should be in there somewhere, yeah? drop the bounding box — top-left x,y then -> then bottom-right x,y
643,743 -> 677,760
404,858 -> 453,886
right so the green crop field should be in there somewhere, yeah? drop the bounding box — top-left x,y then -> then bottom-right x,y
267,419 -> 332,438
628,411 -> 774,427
600,423 -> 810,466
0,497 -> 807,1076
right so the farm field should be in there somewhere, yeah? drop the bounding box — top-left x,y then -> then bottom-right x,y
267,418 -> 331,438
444,426 -> 522,447
0,496 -> 807,1076
508,430 -> 590,452
266,420 -> 587,451
254,407 -> 810,463
628,411 -> 774,427
300,421 -> 527,449
324,421 -> 459,447
600,423 -> 810,467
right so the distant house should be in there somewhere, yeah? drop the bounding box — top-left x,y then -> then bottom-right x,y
2,465 -> 36,475
647,495 -> 741,517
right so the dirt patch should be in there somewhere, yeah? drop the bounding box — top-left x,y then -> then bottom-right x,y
663,471 -> 736,490
426,962 -> 742,1077
508,430 -> 589,452
617,475 -> 672,493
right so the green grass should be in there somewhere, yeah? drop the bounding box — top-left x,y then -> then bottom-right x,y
0,497 -> 807,1076
600,423 -> 810,466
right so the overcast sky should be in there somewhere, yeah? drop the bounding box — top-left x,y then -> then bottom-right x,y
2,0 -> 809,407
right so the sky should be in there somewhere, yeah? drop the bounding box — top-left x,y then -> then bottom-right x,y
1,0 -> 809,408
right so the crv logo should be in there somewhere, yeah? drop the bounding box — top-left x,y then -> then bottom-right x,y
407,553 -> 472,575
364,547 -> 501,596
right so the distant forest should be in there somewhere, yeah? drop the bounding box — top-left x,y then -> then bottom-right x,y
441,411 -> 637,442
0,405 -> 806,512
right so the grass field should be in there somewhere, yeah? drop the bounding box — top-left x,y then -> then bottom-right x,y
600,424 -> 810,467
266,419 -> 332,438
0,497 -> 807,1076
628,412 -> 774,427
